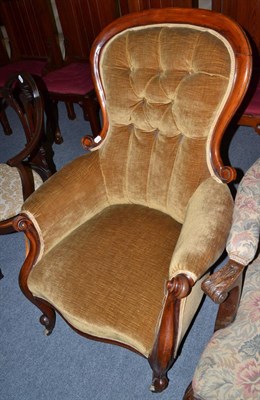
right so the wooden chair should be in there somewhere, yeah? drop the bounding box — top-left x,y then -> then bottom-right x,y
184,158 -> 260,400
212,0 -> 260,135
0,0 -> 62,80
13,8 -> 251,394
119,0 -> 198,14
0,0 -> 64,139
42,0 -> 120,143
0,72 -> 52,278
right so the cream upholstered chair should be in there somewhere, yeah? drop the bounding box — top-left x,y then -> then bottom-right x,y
184,158 -> 260,400
0,72 -> 52,277
13,8 -> 252,393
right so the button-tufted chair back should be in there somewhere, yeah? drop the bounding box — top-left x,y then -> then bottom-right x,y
93,19 -> 239,223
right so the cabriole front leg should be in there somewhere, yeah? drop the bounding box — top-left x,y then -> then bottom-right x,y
148,274 -> 194,392
13,214 -> 56,335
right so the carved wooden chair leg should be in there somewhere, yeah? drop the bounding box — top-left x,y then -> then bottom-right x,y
82,95 -> 101,137
46,99 -> 63,144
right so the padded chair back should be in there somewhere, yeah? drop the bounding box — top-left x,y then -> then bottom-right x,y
88,8 -> 251,223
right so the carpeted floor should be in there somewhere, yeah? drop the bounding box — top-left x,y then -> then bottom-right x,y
0,103 -> 259,400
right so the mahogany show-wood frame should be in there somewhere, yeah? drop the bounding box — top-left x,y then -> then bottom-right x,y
14,8 -> 252,394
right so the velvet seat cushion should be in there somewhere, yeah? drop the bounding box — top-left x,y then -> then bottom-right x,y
0,60 -> 46,86
43,62 -> 94,95
0,164 -> 43,220
28,204 -> 182,356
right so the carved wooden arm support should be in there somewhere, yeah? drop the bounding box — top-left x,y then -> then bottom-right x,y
167,273 -> 194,299
149,274 -> 194,392
202,259 -> 246,304
12,214 -> 56,334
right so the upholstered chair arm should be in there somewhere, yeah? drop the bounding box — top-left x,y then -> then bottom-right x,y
169,177 -> 234,282
20,152 -> 109,259
202,158 -> 260,306
226,158 -> 260,265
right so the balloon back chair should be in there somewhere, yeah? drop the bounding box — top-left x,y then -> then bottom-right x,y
0,72 -> 52,277
13,8 -> 252,393
0,0 -> 63,140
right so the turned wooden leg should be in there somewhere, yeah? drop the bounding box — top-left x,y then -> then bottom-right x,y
83,95 -> 101,137
45,99 -> 63,144
65,102 -> 76,120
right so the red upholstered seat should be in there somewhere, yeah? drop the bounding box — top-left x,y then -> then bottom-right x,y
243,79 -> 260,115
0,60 -> 47,136
43,62 -> 94,95
0,60 -> 47,86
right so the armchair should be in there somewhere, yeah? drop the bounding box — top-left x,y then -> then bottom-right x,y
0,0 -> 63,140
13,8 -> 252,393
0,72 -> 52,277
184,157 -> 260,400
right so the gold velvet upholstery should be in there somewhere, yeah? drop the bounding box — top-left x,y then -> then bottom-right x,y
29,204 -> 182,356
16,8 -> 252,392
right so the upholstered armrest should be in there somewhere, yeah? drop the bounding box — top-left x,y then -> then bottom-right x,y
21,152 -> 109,259
226,158 -> 260,265
169,177 -> 233,281
202,159 -> 260,303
